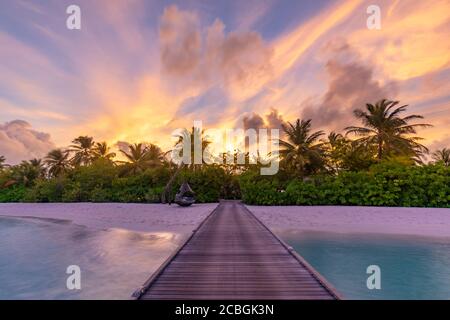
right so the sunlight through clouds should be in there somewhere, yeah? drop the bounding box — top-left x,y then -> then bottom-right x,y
0,0 -> 448,158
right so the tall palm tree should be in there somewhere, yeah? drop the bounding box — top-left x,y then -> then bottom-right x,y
162,127 -> 212,203
432,148 -> 450,167
345,99 -> 431,160
69,136 -> 95,166
322,132 -> 346,173
92,142 -> 116,161
278,119 -> 325,176
44,149 -> 71,177
119,143 -> 163,174
173,127 -> 212,168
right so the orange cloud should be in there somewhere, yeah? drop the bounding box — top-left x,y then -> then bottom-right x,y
348,0 -> 450,80
272,0 -> 362,78
1,0 -> 449,157
159,5 -> 274,101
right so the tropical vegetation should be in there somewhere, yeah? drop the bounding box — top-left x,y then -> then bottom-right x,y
0,100 -> 448,207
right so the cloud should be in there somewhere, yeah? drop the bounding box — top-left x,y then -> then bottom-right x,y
243,108 -> 285,130
271,0 -> 361,78
175,86 -> 229,124
243,113 -> 265,131
159,5 -> 273,100
301,42 -> 398,131
348,0 -> 450,80
1,0 -> 449,155
265,108 -> 286,130
429,135 -> 450,152
115,141 -> 131,153
159,5 -> 202,76
0,120 -> 55,164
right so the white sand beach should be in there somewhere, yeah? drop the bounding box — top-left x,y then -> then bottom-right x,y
1,203 -> 449,238
0,203 -> 217,233
250,206 -> 450,238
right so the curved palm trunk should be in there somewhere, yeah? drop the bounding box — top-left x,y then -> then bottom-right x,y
377,132 -> 383,160
161,164 -> 185,204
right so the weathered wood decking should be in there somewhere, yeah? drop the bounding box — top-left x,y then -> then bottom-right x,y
134,201 -> 341,300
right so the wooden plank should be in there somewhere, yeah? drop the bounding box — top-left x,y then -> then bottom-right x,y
135,200 -> 342,300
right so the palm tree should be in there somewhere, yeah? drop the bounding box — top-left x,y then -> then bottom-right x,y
147,144 -> 166,164
161,127 -> 212,203
28,158 -> 46,178
432,148 -> 450,167
340,140 -> 377,171
345,99 -> 432,161
321,132 -> 377,172
0,156 -> 8,171
322,132 -> 346,173
92,142 -> 116,161
10,159 -> 45,186
278,119 -> 325,176
119,143 -> 163,174
69,136 -> 95,166
44,149 -> 71,177
173,127 -> 212,169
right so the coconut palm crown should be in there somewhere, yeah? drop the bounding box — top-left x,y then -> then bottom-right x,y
278,119 -> 325,176
345,99 -> 431,160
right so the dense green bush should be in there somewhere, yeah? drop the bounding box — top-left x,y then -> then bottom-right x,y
0,185 -> 28,202
24,179 -> 65,202
240,163 -> 449,207
0,164 -> 232,203
1,161 -> 448,207
177,166 -> 237,203
239,171 -> 287,205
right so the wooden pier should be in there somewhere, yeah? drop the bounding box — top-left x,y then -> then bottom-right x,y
134,201 -> 341,300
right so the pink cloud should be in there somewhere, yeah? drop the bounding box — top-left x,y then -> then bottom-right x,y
0,120 -> 55,164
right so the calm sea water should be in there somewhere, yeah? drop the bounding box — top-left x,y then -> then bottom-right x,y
279,230 -> 450,300
0,216 -> 181,299
3,217 -> 450,300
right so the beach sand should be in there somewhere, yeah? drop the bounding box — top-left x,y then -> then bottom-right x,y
0,203 -> 218,233
1,203 -> 449,238
250,206 -> 450,238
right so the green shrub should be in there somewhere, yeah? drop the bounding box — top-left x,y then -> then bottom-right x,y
240,163 -> 449,207
145,186 -> 164,203
239,171 -> 287,205
90,187 -> 113,203
177,166 -> 228,203
285,180 -> 320,205
0,185 -> 28,202
25,179 -> 65,202
1,160 -> 448,207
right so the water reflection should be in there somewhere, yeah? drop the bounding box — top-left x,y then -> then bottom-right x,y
0,217 -> 183,299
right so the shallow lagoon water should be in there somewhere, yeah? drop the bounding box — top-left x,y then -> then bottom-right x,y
279,230 -> 450,299
0,216 -> 181,299
3,216 -> 450,300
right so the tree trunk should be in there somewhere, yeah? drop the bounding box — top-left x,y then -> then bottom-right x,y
377,133 -> 383,160
161,164 -> 185,204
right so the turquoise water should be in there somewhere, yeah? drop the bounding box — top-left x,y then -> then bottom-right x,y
0,217 -> 180,299
280,230 -> 450,300
3,216 -> 450,300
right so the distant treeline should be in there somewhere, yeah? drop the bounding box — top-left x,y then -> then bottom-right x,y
0,99 -> 449,207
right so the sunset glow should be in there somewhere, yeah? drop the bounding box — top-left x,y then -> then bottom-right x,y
1,0 -> 449,163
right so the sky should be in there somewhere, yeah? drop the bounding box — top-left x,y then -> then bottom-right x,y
0,0 -> 449,163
